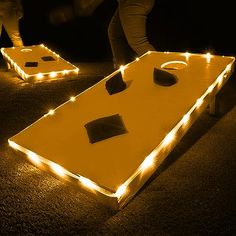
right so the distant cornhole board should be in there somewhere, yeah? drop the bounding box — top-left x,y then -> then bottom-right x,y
1,44 -> 79,82
8,51 -> 235,210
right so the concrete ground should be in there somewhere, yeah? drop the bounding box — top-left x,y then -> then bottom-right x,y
0,59 -> 235,235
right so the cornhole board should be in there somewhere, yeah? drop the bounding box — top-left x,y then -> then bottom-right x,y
8,51 -> 235,210
1,44 -> 79,82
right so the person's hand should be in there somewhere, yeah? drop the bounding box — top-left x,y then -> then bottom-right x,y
15,0 -> 23,19
73,0 -> 104,17
48,0 -> 105,26
49,5 -> 76,25
16,8 -> 23,19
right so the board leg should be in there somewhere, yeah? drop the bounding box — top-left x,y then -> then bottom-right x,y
209,96 -> 219,115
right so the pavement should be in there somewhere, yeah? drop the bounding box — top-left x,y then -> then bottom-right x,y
0,59 -> 236,235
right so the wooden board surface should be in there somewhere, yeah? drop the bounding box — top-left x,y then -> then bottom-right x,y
10,52 -> 234,192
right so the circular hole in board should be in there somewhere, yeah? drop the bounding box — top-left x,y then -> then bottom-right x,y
161,60 -> 187,70
20,48 -> 33,52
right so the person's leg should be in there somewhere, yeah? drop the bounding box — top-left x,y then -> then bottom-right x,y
0,16 -> 3,38
0,16 -> 10,69
2,12 -> 23,47
108,9 -> 134,68
118,0 -> 155,57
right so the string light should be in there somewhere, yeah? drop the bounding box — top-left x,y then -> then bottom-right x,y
119,65 -> 126,73
205,52 -> 212,63
5,50 -> 234,209
0,45 -> 79,81
70,96 -> 76,102
8,140 -> 19,149
184,52 -> 190,61
115,184 -> 127,198
217,74 -> 224,85
63,70 -> 69,75
182,113 -> 190,125
49,72 -> 57,78
162,131 -> 176,146
50,163 -> 66,177
207,85 -> 214,94
27,151 -> 41,165
196,98 -> 204,108
80,177 -> 97,190
48,109 -> 55,115
140,155 -> 155,171
36,73 -> 43,80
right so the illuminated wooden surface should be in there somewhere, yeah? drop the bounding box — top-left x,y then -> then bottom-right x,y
9,52 -> 234,204
1,45 -> 79,81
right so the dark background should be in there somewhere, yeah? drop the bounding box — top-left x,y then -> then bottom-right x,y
0,1 -> 236,235
0,0 -> 235,62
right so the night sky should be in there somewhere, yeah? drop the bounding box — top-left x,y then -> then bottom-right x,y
0,0 -> 235,61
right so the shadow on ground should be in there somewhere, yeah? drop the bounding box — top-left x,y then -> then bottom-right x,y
0,61 -> 235,235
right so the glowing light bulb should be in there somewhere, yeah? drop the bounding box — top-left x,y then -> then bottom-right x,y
27,151 -> 41,165
196,98 -> 203,108
119,65 -> 126,74
136,57 -> 140,61
182,113 -> 190,125
226,64 -> 232,73
36,73 -> 43,79
141,155 -> 154,171
207,85 -> 214,94
8,141 -> 18,149
48,109 -> 55,115
49,72 -> 57,78
50,163 -> 65,177
80,177 -> 97,190
115,184 -> 127,198
205,52 -> 212,63
217,75 -> 224,85
184,52 -> 190,61
62,70 -> 69,75
70,96 -> 76,102
163,131 -> 175,146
